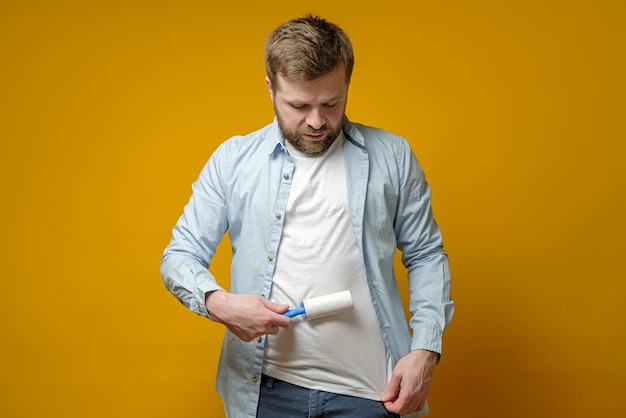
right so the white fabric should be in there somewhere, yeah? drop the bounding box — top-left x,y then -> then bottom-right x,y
263,133 -> 389,400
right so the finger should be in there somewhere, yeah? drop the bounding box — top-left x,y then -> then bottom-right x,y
382,399 -> 402,415
382,392 -> 409,415
268,325 -> 280,335
380,376 -> 401,402
260,300 -> 291,328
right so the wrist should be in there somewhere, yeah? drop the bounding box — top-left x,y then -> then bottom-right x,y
414,349 -> 440,365
205,290 -> 228,321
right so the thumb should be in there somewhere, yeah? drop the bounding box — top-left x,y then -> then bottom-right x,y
261,298 -> 289,314
380,375 -> 401,402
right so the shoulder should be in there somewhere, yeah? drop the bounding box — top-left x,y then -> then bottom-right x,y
346,120 -> 412,157
217,122 -> 278,155
201,122 -> 280,181
205,122 -> 281,173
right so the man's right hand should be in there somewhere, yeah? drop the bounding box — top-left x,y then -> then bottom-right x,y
205,290 -> 291,342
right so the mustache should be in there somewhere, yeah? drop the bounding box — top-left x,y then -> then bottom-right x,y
300,128 -> 329,135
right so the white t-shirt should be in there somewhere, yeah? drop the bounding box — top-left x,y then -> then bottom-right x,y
263,133 -> 389,400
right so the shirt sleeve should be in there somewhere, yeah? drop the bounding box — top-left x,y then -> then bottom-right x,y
394,140 -> 454,355
160,144 -> 230,318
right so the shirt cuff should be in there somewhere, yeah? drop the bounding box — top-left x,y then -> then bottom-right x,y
410,325 -> 443,355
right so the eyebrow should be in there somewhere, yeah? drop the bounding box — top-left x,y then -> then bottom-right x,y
284,96 -> 344,106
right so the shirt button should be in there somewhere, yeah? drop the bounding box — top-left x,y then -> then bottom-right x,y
275,212 -> 282,220
268,255 -> 274,262
256,336 -> 263,343
283,173 -> 290,180
252,376 -> 258,383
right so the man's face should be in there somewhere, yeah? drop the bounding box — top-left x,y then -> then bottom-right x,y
266,65 -> 348,155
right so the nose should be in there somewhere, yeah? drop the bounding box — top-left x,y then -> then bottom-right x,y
306,108 -> 325,130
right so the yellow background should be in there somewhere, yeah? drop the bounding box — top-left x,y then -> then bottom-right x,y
1,1 -> 624,417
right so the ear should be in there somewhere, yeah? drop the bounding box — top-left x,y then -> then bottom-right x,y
265,76 -> 274,101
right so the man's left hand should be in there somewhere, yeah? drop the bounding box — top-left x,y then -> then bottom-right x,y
380,349 -> 439,415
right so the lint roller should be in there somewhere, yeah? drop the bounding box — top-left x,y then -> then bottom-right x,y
283,290 -> 353,320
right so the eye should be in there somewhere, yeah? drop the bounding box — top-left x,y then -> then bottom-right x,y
323,102 -> 338,108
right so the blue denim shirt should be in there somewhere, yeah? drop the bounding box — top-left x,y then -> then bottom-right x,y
161,117 -> 454,418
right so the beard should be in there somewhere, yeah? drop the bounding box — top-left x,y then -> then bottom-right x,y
276,113 -> 342,155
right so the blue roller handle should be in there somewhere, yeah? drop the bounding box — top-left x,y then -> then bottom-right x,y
284,307 -> 306,318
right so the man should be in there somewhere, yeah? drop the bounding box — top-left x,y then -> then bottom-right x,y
161,15 -> 454,418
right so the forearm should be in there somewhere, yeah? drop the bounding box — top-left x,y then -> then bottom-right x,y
160,251 -> 224,317
407,249 -> 454,355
